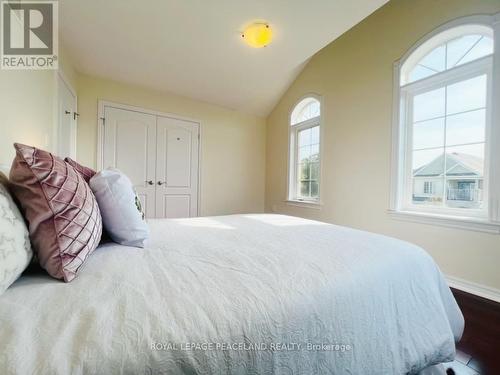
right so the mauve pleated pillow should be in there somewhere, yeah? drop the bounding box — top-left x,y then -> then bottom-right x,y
9,144 -> 102,282
64,157 -> 96,183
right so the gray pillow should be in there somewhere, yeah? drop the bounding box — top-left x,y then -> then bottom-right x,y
89,168 -> 149,248
0,172 -> 33,294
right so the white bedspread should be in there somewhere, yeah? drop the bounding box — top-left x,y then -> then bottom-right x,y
0,214 -> 463,374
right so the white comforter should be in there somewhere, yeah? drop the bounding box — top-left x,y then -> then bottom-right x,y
0,214 -> 463,375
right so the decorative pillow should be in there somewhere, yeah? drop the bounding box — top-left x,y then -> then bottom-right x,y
90,168 -> 149,248
64,157 -> 96,183
0,172 -> 33,294
9,144 -> 102,282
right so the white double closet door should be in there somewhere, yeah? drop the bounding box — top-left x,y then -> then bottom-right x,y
101,106 -> 199,219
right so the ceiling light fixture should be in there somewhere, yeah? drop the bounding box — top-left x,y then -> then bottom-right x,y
241,23 -> 272,48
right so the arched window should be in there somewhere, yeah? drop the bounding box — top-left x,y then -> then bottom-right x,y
391,17 -> 500,230
288,96 -> 322,203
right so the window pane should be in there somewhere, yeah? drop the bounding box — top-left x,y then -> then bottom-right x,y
299,146 -> 311,163
413,118 -> 445,150
445,143 -> 484,176
412,149 -> 444,206
311,126 -> 320,145
446,75 -> 487,115
310,144 -> 319,162
419,44 -> 446,72
310,162 -> 320,180
413,148 -> 444,174
412,178 -> 443,206
408,45 -> 445,83
446,109 -> 485,147
456,36 -> 493,67
413,87 -> 445,122
446,35 -> 482,68
299,128 -> 312,147
299,163 -> 309,180
310,181 -> 319,198
300,181 -> 310,197
291,98 -> 320,125
445,144 -> 485,209
409,65 -> 438,83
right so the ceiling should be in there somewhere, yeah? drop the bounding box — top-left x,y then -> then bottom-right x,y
60,0 -> 388,117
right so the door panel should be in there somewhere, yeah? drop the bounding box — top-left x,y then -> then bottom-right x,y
156,116 -> 199,218
166,128 -> 192,187
57,77 -> 77,159
163,195 -> 191,218
102,107 -> 157,219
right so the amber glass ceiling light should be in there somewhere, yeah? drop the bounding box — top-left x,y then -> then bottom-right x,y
241,23 -> 272,48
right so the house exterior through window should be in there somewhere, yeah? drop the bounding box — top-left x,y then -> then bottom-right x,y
288,96 -> 321,204
390,15 -> 500,233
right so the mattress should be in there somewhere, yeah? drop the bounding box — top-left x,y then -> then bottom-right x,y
0,214 -> 464,374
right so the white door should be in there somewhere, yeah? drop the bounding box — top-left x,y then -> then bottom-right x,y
156,116 -> 199,218
57,75 -> 77,159
102,107 -> 157,219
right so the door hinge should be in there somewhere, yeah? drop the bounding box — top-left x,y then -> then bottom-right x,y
100,117 -> 105,125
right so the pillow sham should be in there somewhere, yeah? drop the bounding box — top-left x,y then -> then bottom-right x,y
9,144 -> 102,282
64,157 -> 96,183
0,172 -> 33,294
90,168 -> 149,248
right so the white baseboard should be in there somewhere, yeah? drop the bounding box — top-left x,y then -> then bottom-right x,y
446,275 -> 500,303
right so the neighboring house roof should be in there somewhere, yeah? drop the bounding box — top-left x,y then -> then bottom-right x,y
414,152 -> 484,177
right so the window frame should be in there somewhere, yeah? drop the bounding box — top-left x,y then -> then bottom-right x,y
287,95 -> 323,207
390,14 -> 500,233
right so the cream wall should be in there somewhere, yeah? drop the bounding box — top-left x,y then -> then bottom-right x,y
0,45 -> 77,168
266,0 -> 500,290
0,70 -> 55,167
76,74 -> 266,216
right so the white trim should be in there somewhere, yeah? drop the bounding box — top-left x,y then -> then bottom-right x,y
390,13 -> 500,230
97,100 -> 202,217
399,15 -> 495,85
287,93 -> 324,204
285,199 -> 323,210
446,275 -> 500,303
387,209 -> 500,234
54,70 -> 77,158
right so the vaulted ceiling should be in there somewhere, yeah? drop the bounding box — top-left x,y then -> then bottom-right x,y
60,0 -> 388,116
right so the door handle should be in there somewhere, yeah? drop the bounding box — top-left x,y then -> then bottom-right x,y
146,180 -> 154,185
157,181 -> 166,186
64,110 -> 71,115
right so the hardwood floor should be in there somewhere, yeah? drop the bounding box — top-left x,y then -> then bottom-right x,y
450,288 -> 500,375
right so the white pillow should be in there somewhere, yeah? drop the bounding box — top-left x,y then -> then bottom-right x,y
89,168 -> 149,248
0,177 -> 33,295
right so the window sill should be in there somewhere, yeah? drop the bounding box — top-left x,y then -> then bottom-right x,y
285,200 -> 323,210
387,209 -> 500,234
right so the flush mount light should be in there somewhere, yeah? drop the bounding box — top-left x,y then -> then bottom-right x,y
241,23 -> 272,48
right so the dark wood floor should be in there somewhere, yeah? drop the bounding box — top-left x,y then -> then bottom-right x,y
451,288 -> 500,375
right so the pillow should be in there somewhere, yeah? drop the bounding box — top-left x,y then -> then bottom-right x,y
90,168 -> 149,248
64,157 -> 96,183
0,172 -> 33,294
9,143 -> 102,282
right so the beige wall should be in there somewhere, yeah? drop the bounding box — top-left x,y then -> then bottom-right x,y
0,70 -> 55,167
266,0 -> 500,290
76,74 -> 266,216
0,45 -> 78,168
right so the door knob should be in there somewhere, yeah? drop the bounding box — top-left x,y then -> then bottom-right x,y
146,180 -> 154,185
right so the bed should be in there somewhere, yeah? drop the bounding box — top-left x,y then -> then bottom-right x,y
0,214 -> 463,374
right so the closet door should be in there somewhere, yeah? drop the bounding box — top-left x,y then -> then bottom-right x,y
156,116 -> 199,218
57,75 -> 77,159
102,107 -> 157,219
